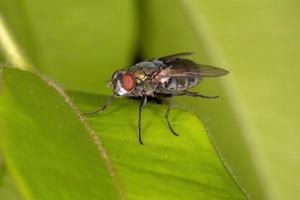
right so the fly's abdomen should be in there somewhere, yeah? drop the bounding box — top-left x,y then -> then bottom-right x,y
164,76 -> 200,92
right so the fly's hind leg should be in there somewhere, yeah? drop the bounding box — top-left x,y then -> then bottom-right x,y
183,90 -> 219,99
82,95 -> 114,116
165,95 -> 179,136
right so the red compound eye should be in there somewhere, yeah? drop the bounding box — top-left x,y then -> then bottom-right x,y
121,73 -> 135,91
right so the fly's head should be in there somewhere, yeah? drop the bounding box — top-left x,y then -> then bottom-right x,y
109,70 -> 136,96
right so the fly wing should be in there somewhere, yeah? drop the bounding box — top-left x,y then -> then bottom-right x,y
163,58 -> 202,79
159,55 -> 229,78
195,64 -> 229,77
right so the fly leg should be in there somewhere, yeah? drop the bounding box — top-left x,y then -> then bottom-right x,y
165,95 -> 179,136
138,95 -> 147,145
183,90 -> 219,99
82,95 -> 114,116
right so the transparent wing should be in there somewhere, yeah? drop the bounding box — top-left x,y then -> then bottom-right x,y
149,52 -> 228,80
196,64 -> 229,77
163,57 -> 229,78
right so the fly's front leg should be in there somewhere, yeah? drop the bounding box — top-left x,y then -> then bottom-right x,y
165,95 -> 178,136
82,95 -> 114,116
138,95 -> 147,145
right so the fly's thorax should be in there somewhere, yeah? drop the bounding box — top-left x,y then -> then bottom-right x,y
130,63 -> 160,95
133,71 -> 156,95
134,69 -> 146,84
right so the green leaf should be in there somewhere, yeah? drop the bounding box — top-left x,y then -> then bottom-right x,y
0,67 -> 247,199
69,91 -> 247,199
0,0 -> 138,93
0,67 -> 121,199
141,0 -> 300,199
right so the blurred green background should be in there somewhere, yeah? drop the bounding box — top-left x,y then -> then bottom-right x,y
0,0 -> 299,199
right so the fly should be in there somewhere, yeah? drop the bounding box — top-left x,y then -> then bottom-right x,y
83,52 -> 229,144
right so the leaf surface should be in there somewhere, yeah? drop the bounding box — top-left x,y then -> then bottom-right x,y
0,67 -> 121,199
70,91 -> 247,199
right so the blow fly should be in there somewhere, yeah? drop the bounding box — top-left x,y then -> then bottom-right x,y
83,53 -> 229,144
